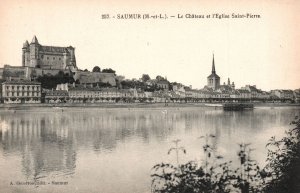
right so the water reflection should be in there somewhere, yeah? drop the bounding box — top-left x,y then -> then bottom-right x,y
0,107 -> 299,193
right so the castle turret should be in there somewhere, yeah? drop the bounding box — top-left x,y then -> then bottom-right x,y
22,40 -> 29,66
63,49 -> 69,69
31,35 -> 39,44
67,46 -> 77,70
29,36 -> 39,67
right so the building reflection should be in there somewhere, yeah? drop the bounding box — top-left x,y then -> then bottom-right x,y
0,107 -> 295,180
0,113 -> 76,180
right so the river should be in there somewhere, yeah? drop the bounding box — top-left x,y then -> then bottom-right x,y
0,106 -> 299,193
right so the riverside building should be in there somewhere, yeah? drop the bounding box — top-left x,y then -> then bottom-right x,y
1,80 -> 41,104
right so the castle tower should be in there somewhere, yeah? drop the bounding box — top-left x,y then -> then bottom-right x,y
66,46 -> 77,70
207,54 -> 220,90
29,35 -> 39,68
22,40 -> 29,67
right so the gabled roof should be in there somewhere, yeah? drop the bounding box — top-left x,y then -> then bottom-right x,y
248,86 -> 258,92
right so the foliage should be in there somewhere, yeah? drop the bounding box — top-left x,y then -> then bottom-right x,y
263,116 -> 300,193
156,75 -> 165,81
36,71 -> 74,89
120,80 -> 145,90
92,82 -> 112,88
102,68 -> 116,74
151,117 -> 300,193
92,66 -> 101,72
142,74 -> 151,82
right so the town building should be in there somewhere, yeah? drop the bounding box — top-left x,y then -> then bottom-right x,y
44,90 -> 69,103
1,80 -> 41,103
156,80 -> 169,90
237,89 -> 251,99
22,36 -> 77,71
68,87 -> 134,103
241,85 -> 259,98
207,54 -> 220,90
271,89 -> 294,100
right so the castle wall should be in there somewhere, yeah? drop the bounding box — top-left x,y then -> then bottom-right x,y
34,68 -> 71,77
2,65 -> 31,80
38,52 -> 65,69
73,71 -> 116,86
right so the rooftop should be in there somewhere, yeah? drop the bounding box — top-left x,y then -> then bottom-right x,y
2,80 -> 41,85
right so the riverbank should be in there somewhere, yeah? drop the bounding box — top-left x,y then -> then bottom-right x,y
0,102 -> 299,110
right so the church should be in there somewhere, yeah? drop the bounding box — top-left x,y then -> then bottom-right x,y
22,36 -> 77,71
207,54 -> 220,90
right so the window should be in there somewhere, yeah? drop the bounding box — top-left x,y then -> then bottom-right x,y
53,57 -> 55,60
47,57 -> 49,60
59,58 -> 61,60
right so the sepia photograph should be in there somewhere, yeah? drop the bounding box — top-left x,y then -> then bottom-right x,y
0,0 -> 299,193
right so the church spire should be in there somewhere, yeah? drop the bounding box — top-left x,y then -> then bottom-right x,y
212,54 -> 216,74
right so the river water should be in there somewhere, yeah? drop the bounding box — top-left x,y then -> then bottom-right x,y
0,106 -> 299,193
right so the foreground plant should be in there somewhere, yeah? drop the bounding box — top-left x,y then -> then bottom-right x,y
151,116 -> 300,193
263,116 -> 300,193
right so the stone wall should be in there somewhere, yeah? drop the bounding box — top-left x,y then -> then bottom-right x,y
73,71 -> 116,86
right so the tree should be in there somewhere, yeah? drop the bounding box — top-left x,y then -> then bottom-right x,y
142,74 -> 150,82
102,68 -> 116,74
156,75 -> 164,81
264,116 -> 300,193
36,71 -> 75,89
84,69 -> 89,72
92,66 -> 101,72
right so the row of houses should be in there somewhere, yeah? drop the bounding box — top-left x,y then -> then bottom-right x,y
0,80 -> 299,104
0,80 -> 42,104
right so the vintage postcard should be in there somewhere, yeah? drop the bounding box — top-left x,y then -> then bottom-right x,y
0,0 -> 299,193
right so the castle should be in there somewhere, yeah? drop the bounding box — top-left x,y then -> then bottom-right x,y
22,36 -> 77,71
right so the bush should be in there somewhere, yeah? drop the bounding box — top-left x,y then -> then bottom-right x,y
151,117 -> 300,193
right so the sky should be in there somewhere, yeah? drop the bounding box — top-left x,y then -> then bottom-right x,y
0,0 -> 299,91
